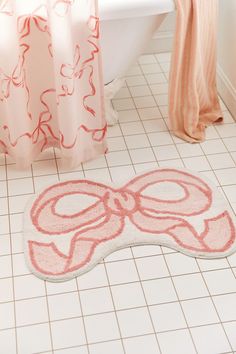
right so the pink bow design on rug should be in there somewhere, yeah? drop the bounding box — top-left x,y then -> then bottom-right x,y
28,169 -> 236,276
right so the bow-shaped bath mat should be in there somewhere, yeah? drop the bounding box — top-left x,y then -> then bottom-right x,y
23,168 -> 236,282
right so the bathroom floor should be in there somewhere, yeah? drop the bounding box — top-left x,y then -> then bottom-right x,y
1,52 -> 236,354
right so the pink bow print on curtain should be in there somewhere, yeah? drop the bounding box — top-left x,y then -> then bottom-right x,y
0,0 -> 107,168
23,168 -> 236,282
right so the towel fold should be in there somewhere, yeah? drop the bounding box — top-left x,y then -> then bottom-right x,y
169,0 -> 223,143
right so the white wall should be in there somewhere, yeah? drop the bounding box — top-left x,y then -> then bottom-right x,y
217,0 -> 236,119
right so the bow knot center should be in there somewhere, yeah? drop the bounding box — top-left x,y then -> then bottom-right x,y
105,189 -> 138,216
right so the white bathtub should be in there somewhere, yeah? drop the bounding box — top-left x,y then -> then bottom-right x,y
99,0 -> 175,84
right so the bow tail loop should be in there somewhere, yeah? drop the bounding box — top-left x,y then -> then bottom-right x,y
28,214 -> 125,276
131,210 -> 236,253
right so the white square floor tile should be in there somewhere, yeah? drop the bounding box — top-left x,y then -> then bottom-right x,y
116,109 -> 140,123
138,107 -> 162,120
214,168 -> 236,185
109,165 -> 135,183
17,323 -> 52,354
154,145 -> 179,161
112,98 -> 135,111
125,134 -> 150,149
150,83 -> 168,95
78,264 -> 108,290
164,253 -> 199,276
201,139 -> 227,155
158,159 -> 184,168
197,257 -> 229,271
125,75 -> 146,87
148,131 -> 173,146
80,287 -> 114,316
46,278 -> 77,295
7,178 -> 34,196
106,259 -> 139,285
129,85 -> 152,98
183,156 -> 211,171
223,185 -> 236,205
14,274 -> 46,300
107,136 -> 126,151
129,148 -> 156,164
8,194 -> 32,214
111,282 -> 146,310
177,143 -> 203,158
0,197 -> 8,216
0,181 -> 7,197
120,121 -> 145,136
207,153 -> 235,169
228,251 -> 236,267
136,255 -> 169,280
173,274 -> 209,300
0,302 -> 15,330
84,312 -> 120,343
215,123 -> 236,138
223,321 -> 236,350
0,329 -> 16,354
51,317 -> 86,349
48,292 -> 82,320
143,119 -> 167,133
15,297 -> 49,326
124,334 -> 160,354
150,302 -> 186,332
181,298 -> 219,326
84,168 -> 110,182
117,307 -> 153,337
190,324 -> 231,354
134,162 -> 158,173
133,96 -> 156,109
154,94 -> 168,106
83,156 -> 107,170
0,165 -> 6,180
212,293 -> 236,321
0,255 -> 12,278
158,329 -> 196,354
0,278 -> 13,302
0,233 -> 11,256
106,151 -> 131,167
223,137 -> 236,152
142,278 -> 177,305
12,253 -> 30,276
89,340 -> 124,354
145,73 -> 167,85
202,269 -> 236,295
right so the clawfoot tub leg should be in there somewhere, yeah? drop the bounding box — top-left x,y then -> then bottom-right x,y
104,78 -> 125,126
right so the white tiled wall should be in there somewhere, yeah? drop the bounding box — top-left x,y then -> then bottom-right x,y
0,53 -> 236,354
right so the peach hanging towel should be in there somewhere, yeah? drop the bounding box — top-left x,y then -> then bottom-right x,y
169,0 -> 223,143
0,0 -> 107,168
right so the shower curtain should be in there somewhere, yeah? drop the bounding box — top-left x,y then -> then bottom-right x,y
169,0 -> 223,143
0,0 -> 107,168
